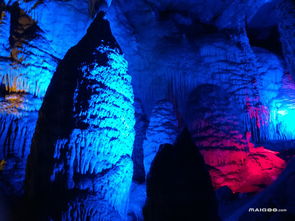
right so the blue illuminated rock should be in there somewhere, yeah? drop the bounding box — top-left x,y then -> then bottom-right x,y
0,0 -> 91,97
143,100 -> 179,176
0,3 -> 58,97
132,99 -> 148,183
0,0 -> 294,219
268,73 -> 295,140
5,0 -> 91,59
278,0 -> 295,79
26,12 -> 135,220
0,0 -> 92,198
0,94 -> 42,195
0,10 -> 10,57
127,183 -> 146,221
107,1 -> 282,133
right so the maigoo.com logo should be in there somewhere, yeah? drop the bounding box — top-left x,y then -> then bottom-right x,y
249,208 -> 287,213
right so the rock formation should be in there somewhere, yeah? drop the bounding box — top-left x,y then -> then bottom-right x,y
0,0 -> 90,197
132,99 -> 148,183
25,12 -> 135,220
0,0 -> 294,220
187,84 -> 286,193
0,94 -> 41,195
277,0 -> 295,79
143,129 -> 220,221
143,100 -> 179,176
227,158 -> 295,221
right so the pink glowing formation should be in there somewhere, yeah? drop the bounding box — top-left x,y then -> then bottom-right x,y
200,132 -> 286,193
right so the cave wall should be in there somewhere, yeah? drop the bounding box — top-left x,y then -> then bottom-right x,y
106,0 -> 295,143
0,0 -> 91,197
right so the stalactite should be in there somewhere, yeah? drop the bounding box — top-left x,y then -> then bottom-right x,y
0,9 -> 10,57
0,3 -> 58,97
25,12 -> 135,221
3,0 -> 90,59
0,94 -> 41,195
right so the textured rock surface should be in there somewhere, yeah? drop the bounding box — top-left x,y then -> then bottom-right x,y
143,129 -> 220,221
0,9 -> 10,57
0,94 -> 41,195
5,0 -> 91,59
132,99 -> 148,183
187,84 -> 286,193
25,13 -> 135,220
226,158 -> 295,221
143,100 -> 178,176
0,2 -> 57,97
127,183 -> 146,221
0,0 -> 295,220
107,0 -> 279,113
277,0 -> 295,79
0,0 -> 91,97
0,0 -> 91,199
106,0 -> 295,149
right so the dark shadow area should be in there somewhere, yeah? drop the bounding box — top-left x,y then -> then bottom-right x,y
247,26 -> 283,55
143,129 -> 220,221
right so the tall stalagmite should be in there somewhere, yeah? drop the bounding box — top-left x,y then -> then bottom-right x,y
25,12 -> 135,221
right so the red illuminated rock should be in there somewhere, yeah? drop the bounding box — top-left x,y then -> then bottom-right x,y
201,137 -> 286,193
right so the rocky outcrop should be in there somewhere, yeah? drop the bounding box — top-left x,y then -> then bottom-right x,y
25,13 -> 135,220
143,129 -> 220,221
143,100 -> 178,176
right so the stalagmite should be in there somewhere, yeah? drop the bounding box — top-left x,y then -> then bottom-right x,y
25,12 -> 135,220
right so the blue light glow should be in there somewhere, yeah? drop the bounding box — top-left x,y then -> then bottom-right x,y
270,100 -> 295,140
277,110 -> 288,116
